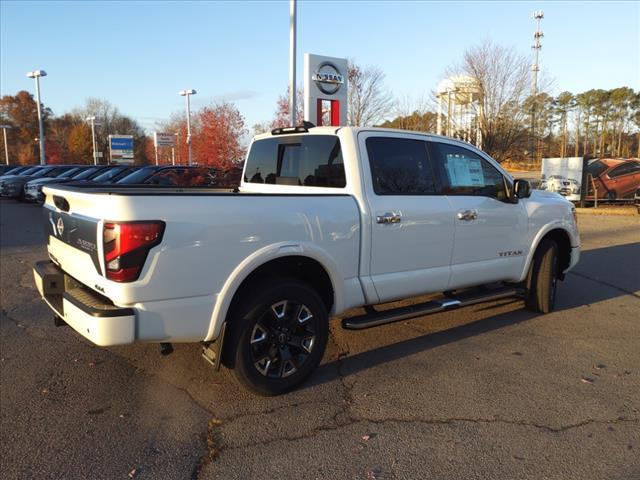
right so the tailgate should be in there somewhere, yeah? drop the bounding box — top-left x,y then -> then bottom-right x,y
45,207 -> 101,272
43,186 -> 108,293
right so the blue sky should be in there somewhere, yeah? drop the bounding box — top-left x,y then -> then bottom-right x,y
1,1 -> 638,132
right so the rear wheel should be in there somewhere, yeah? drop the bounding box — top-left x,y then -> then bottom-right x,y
524,239 -> 559,314
229,280 -> 328,396
606,190 -> 616,201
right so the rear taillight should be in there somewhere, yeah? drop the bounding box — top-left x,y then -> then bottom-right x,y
103,221 -> 165,282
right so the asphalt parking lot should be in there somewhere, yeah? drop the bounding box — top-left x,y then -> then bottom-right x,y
1,199 -> 638,480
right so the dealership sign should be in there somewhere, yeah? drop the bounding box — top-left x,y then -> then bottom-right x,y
311,62 -> 344,95
304,53 -> 348,127
154,132 -> 175,147
108,135 -> 134,164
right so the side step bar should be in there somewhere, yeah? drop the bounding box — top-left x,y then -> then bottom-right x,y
341,286 -> 521,330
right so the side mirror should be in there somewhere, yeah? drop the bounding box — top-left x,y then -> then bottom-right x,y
514,179 -> 532,199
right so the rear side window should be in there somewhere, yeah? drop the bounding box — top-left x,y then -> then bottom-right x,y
366,137 -> 436,195
429,142 -> 507,200
245,135 -> 345,188
609,161 -> 640,178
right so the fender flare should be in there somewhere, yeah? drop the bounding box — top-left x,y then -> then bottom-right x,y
518,222 -> 576,282
203,241 -> 346,342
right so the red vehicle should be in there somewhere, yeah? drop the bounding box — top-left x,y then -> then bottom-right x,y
586,158 -> 640,200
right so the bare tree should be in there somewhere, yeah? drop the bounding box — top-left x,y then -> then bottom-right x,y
379,94 -> 438,132
446,40 -> 532,162
347,61 -> 394,127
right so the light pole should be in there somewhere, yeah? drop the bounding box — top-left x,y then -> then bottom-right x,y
86,116 -> 102,165
172,132 -> 179,165
179,89 -> 196,166
0,125 -> 12,165
289,0 -> 297,127
26,70 -> 47,165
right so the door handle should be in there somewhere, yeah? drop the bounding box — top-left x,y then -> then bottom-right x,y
376,212 -> 402,224
457,210 -> 478,221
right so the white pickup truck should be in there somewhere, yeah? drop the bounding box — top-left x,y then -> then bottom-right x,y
34,126 -> 580,395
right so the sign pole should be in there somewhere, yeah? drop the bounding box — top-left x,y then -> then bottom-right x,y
289,0 -> 297,127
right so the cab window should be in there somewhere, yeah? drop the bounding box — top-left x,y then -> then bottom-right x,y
428,142 -> 508,200
365,137 -> 436,195
244,135 -> 345,188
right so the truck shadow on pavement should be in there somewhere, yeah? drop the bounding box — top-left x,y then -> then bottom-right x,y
309,241 -> 639,389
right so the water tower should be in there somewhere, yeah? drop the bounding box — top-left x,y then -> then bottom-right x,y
436,75 -> 483,148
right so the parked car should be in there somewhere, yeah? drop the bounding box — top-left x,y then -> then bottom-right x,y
115,165 -> 218,187
34,126 -> 580,395
24,166 -> 91,202
586,158 -> 640,200
538,175 -> 580,197
0,165 -> 77,200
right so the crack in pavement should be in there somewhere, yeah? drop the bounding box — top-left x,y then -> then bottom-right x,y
219,415 -> 640,452
192,334 -> 358,479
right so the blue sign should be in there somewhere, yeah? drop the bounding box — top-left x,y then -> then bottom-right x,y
110,137 -> 133,149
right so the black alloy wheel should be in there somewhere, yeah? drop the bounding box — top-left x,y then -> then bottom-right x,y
230,280 -> 328,395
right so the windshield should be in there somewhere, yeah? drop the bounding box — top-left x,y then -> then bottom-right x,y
4,167 -> 27,175
19,167 -> 43,176
31,167 -> 56,178
587,160 -> 609,177
91,166 -> 130,182
116,167 -> 158,184
71,167 -> 101,179
43,167 -> 72,178
58,167 -> 82,178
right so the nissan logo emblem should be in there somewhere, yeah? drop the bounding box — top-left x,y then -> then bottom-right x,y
312,62 -> 344,95
56,217 -> 64,236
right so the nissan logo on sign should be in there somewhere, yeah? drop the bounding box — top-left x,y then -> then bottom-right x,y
56,217 -> 64,236
312,62 -> 344,95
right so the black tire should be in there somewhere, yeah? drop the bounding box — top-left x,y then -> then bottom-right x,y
228,279 -> 328,396
524,239 -> 559,314
606,190 -> 616,201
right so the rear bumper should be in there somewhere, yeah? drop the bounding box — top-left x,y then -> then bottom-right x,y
33,260 -> 136,346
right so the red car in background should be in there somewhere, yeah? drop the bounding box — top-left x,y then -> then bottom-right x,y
586,158 -> 640,200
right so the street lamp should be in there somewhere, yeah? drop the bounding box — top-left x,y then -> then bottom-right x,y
85,116 -> 102,165
0,125 -> 12,165
26,70 -> 47,165
172,132 -> 179,165
179,89 -> 196,166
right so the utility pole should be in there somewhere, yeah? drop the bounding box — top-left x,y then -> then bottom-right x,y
530,10 -> 544,164
289,0 -> 297,127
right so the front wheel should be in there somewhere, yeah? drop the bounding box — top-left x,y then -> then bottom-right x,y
524,239 -> 559,313
229,280 -> 328,396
